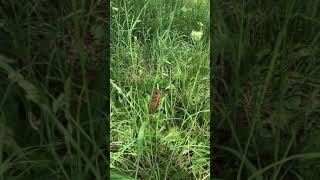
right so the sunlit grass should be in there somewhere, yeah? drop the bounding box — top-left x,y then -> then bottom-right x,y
110,0 -> 210,179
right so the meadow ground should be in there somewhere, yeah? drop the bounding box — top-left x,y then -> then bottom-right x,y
110,0 -> 210,179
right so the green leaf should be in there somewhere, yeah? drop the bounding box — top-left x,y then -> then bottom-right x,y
110,170 -> 135,180
52,93 -> 65,114
0,54 -> 16,64
290,48 -> 314,59
8,72 -> 45,105
137,121 -> 148,160
0,56 -> 15,74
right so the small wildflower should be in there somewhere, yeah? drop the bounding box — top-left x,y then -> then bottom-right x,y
191,30 -> 203,41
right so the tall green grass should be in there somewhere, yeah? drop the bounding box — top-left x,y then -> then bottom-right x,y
213,0 -> 320,179
110,0 -> 210,179
0,1 -> 108,179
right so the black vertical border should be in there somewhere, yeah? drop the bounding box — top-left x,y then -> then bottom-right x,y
210,0 -> 215,178
106,0 -> 111,179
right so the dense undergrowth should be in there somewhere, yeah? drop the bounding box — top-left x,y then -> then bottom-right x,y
110,0 -> 210,179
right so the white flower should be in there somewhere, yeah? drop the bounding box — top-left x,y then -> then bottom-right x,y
191,30 -> 203,41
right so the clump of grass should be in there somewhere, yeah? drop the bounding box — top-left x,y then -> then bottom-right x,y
110,0 -> 210,179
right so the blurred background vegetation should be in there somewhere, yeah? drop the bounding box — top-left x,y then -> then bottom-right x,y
213,0 -> 320,179
0,1 -> 108,179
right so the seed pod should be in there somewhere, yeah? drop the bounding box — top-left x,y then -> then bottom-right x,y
150,90 -> 161,114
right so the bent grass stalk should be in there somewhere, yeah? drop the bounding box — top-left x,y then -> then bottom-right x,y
237,2 -> 294,178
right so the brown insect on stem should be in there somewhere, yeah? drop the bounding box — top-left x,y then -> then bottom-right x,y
149,90 -> 161,114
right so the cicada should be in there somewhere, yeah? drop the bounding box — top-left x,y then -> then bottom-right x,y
150,90 -> 161,114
